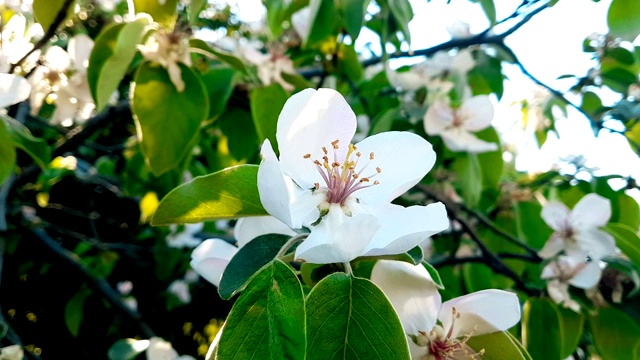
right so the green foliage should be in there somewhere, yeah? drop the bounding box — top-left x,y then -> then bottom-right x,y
305,0 -> 336,47
604,223 -> 640,271
607,0 -> 640,41
32,0 -> 74,33
132,62 -> 209,175
218,234 -> 292,299
589,307 -> 640,360
152,165 -> 267,225
218,260 -> 306,359
88,19 -> 148,111
2,115 -> 51,169
466,331 -> 532,360
250,83 -> 289,153
65,288 -> 90,337
133,0 -> 178,29
305,273 -> 411,360
383,0 -> 414,43
202,66 -> 236,120
522,298 -> 563,360
339,0 -> 367,40
0,118 -> 16,185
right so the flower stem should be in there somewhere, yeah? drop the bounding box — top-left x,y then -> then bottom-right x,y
276,233 -> 308,259
343,262 -> 353,275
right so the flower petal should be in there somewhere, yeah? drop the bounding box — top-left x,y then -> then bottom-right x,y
570,193 -> 611,230
459,95 -> 494,132
68,34 -> 94,71
569,261 -> 602,289
370,260 -> 442,335
147,337 -> 179,360
424,99 -> 454,136
276,88 -> 357,189
0,74 -> 31,108
363,203 -> 449,256
571,228 -> 616,260
547,279 -> 580,311
234,216 -> 296,248
538,233 -> 565,259
438,289 -> 521,339
541,201 -> 570,232
190,239 -> 238,287
354,131 -> 437,204
257,140 -> 322,229
440,128 -> 498,153
294,205 -> 379,264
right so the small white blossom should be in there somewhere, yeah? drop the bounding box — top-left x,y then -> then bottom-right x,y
138,30 -> 192,92
168,279 -> 191,304
0,345 -> 23,360
424,95 -> 498,153
146,337 -> 195,360
166,223 -> 203,248
541,252 -> 603,311
446,20 -> 472,39
238,44 -> 295,91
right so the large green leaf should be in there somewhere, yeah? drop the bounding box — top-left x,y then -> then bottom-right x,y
218,233 -> 291,300
250,83 -> 289,154
0,119 -> 16,186
522,298 -> 562,360
88,19 -> 148,111
33,0 -> 75,33
340,0 -> 367,40
201,66 -> 236,120
305,0 -> 336,47
305,273 -> 410,360
618,193 -> 640,230
218,260 -> 305,359
65,288 -> 90,337
133,0 -> 178,29
132,62 -> 209,175
264,0 -> 288,38
557,306 -> 584,358
189,39 -> 247,72
590,307 -> 640,360
604,223 -> 640,271
385,0 -> 413,43
466,331 -> 532,360
151,165 -> 267,225
479,0 -> 496,25
2,115 -> 49,169
514,201 -> 553,249
607,0 -> 640,41
188,0 -> 207,24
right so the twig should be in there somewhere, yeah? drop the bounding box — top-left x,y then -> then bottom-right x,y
9,0 -> 76,73
25,225 -> 156,338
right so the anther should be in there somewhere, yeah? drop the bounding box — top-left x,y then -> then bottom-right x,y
322,147 -> 328,155
356,152 -> 361,157
303,153 -> 311,159
360,178 -> 370,183
369,152 -> 375,160
331,140 -> 339,146
376,167 -> 382,173
374,180 -> 379,185
314,183 -> 320,190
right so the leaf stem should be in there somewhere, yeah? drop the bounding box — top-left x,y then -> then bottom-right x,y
276,233 -> 308,258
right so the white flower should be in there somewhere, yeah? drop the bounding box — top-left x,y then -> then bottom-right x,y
238,45 -> 295,91
190,216 -> 295,287
138,30 -> 192,92
0,345 -> 24,360
117,280 -> 133,295
0,73 -> 30,108
446,20 -> 472,39
371,260 -> 521,360
1,14 -> 41,72
538,193 -> 616,260
424,95 -> 498,153
258,88 -> 449,264
146,337 -> 195,360
168,279 -> 191,304
291,7 -> 311,42
167,223 -> 203,248
541,252 -> 602,311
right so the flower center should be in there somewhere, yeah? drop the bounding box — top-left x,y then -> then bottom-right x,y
414,308 -> 484,360
451,112 -> 465,128
559,219 -> 576,242
303,139 -> 381,208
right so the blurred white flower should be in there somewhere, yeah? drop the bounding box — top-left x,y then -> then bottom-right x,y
96,0 -> 122,11
117,280 -> 134,295
0,73 -> 30,108
447,20 -> 472,39
166,223 -> 203,248
146,337 -> 195,360
424,95 -> 498,153
168,279 -> 191,304
238,44 -> 295,91
1,14 -> 41,72
371,260 -> 521,360
291,7 -> 311,42
538,193 -> 616,260
0,345 -> 23,360
541,252 -> 603,311
138,30 -> 192,92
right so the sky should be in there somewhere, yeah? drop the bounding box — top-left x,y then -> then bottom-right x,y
218,0 -> 640,198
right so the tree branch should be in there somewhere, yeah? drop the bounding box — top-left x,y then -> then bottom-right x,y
9,0 -> 76,73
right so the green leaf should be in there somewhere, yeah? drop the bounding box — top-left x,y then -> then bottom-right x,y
250,83 -> 289,154
132,62 -> 209,175
522,298 -> 562,360
305,273 -> 410,360
305,0 -> 336,47
88,19 -> 148,111
133,0 -> 178,29
337,43 -> 363,82
264,0 -> 288,38
618,193 -> 640,230
0,119 -> 16,186
218,260 -> 305,359
514,201 -> 553,249
107,339 -> 150,360
476,127 -> 503,191
581,91 -> 603,116
201,66 -> 236,120
467,52 -> 504,99
2,116 -> 50,169
453,153 -> 482,208
218,233 -> 291,299
151,165 -> 267,225
340,0 -> 367,40
604,223 -> 640,271
556,306 -> 584,358
218,107 -> 259,161
386,0 -> 413,43
188,0 -> 207,24
479,0 -> 497,25
589,307 -> 640,360
422,261 -> 445,289
462,263 -> 513,292
607,0 -> 640,41
466,331 -> 532,360
33,0 -> 75,33
189,39 -> 247,72
65,288 -> 90,337
369,108 -> 403,136
601,67 -> 637,93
